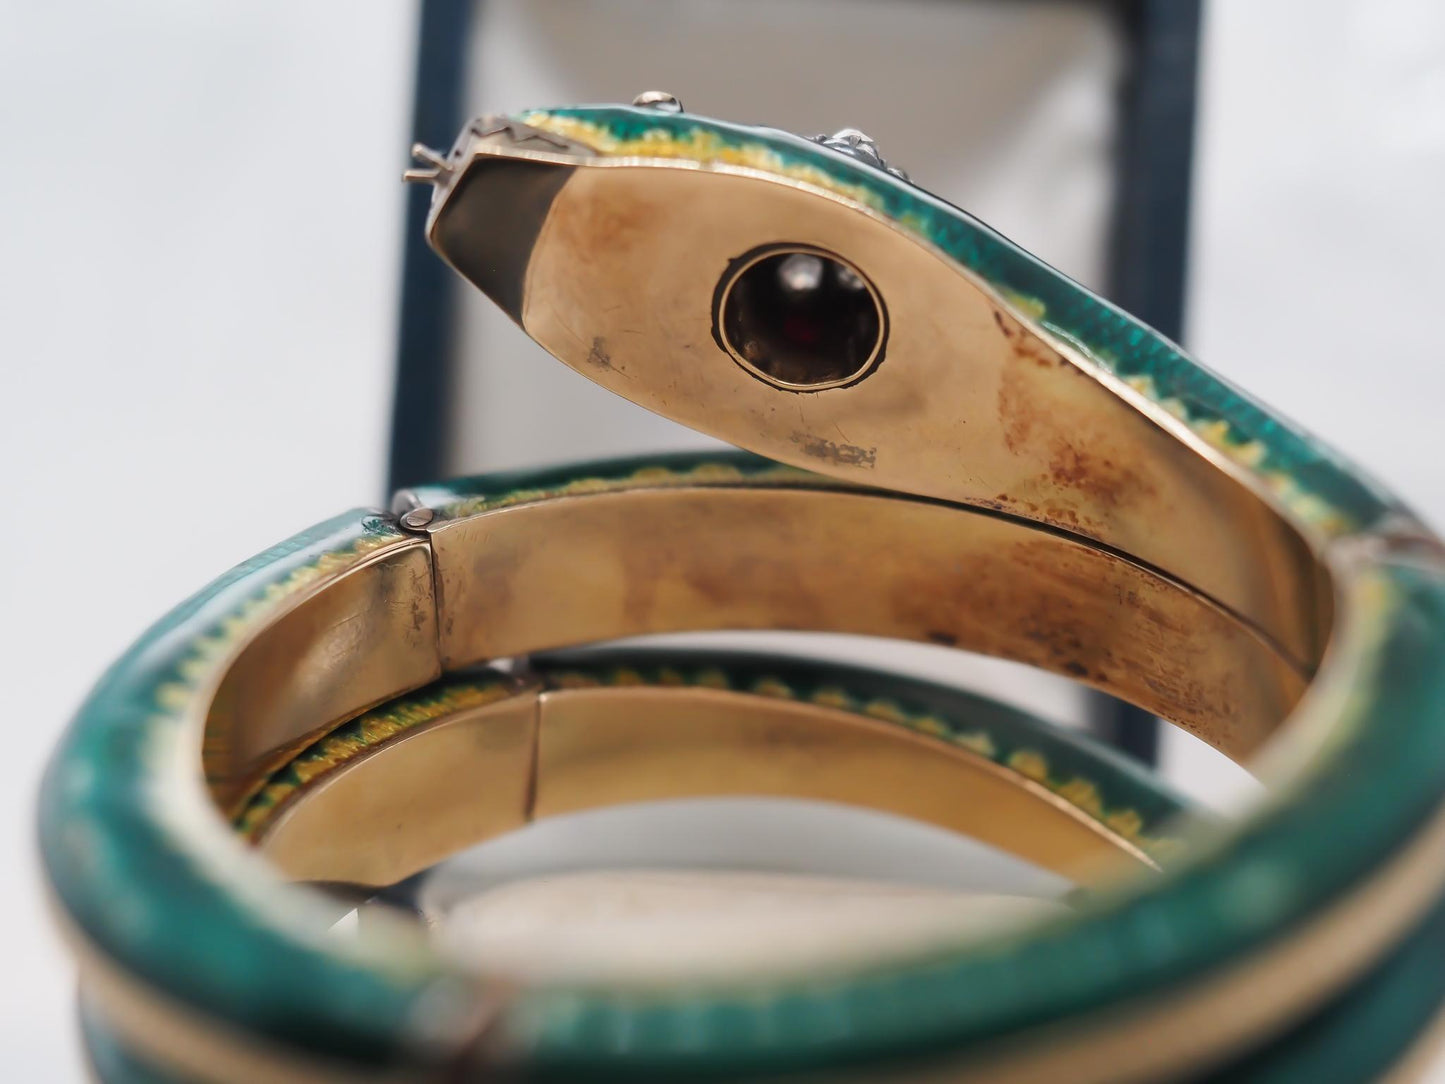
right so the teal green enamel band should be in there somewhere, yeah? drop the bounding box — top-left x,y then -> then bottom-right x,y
79,893 -> 1445,1084
414,456 -> 1445,1078
38,512 -> 460,1070
38,452 -> 1445,1078
1199,889 -> 1445,1082
39,463 -> 1198,1077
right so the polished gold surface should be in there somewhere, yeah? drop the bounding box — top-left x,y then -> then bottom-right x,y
200,478 -> 1308,881
203,540 -> 441,812
429,485 -> 1306,757
256,680 -> 1160,889
533,685 -> 1155,879
435,155 -> 1329,667
197,476 -> 1313,844
258,687 -> 537,886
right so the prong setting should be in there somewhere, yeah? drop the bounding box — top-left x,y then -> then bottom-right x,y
632,90 -> 684,113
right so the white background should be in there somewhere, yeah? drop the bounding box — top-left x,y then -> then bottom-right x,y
3,1 -> 1444,1078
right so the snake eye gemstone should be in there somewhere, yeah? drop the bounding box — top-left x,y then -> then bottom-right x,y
715,245 -> 886,390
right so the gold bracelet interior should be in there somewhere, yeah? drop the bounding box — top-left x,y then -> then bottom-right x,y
199,481 -> 1329,891
253,681 -> 1167,888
